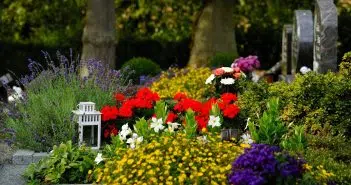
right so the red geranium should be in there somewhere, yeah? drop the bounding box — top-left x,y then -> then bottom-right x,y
103,124 -> 118,138
166,111 -> 177,123
114,93 -> 125,102
223,104 -> 240,119
101,106 -> 118,122
174,92 -> 187,101
221,93 -> 238,104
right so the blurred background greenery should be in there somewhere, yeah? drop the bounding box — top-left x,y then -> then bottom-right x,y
0,0 -> 350,76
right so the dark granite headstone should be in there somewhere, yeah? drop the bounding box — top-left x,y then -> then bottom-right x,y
313,0 -> 338,73
291,10 -> 314,74
281,24 -> 293,76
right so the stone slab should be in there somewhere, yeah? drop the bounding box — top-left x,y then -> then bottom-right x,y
0,164 -> 27,185
32,152 -> 49,163
12,150 -> 34,165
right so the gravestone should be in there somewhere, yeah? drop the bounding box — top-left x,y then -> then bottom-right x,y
281,24 -> 293,76
291,10 -> 314,74
313,0 -> 338,73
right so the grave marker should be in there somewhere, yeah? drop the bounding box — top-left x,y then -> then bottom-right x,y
313,0 -> 338,73
291,10 -> 314,74
281,24 -> 293,76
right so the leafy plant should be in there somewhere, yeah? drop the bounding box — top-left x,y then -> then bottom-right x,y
184,109 -> 197,139
248,98 -> 287,145
281,125 -> 307,153
23,141 -> 96,184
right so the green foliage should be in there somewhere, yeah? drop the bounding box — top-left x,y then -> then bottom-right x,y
240,71 -> 351,138
115,0 -> 203,41
154,101 -> 168,122
0,0 -> 85,46
339,51 -> 351,77
209,52 -> 237,68
23,141 -> 96,184
304,135 -> 351,184
122,57 -> 161,84
281,125 -> 307,153
248,98 -> 287,145
184,109 -> 197,139
133,117 -> 151,141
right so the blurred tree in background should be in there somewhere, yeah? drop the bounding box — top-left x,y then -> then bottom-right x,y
0,0 -> 350,75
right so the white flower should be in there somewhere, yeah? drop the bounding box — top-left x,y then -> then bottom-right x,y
94,153 -> 103,164
150,117 -> 165,133
220,77 -> 235,85
126,133 -> 143,149
8,86 -> 24,102
300,66 -> 312,74
167,122 -> 181,132
119,123 -> 132,141
205,74 -> 215,84
208,115 -> 221,128
221,67 -> 234,73
241,133 -> 254,144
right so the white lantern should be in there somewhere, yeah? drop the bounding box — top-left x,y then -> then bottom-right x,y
72,102 -> 101,150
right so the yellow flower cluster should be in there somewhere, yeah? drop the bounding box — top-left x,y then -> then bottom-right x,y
150,67 -> 215,100
303,164 -> 335,184
95,133 -> 243,185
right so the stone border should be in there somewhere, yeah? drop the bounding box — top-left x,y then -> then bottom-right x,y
12,150 -> 49,165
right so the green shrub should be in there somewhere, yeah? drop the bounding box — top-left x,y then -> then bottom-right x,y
122,57 -> 161,84
239,71 -> 351,137
304,135 -> 351,184
209,52 -> 238,68
24,141 -> 96,184
5,56 -> 133,152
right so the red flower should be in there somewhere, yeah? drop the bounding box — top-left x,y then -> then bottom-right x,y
118,103 -> 133,118
136,88 -> 160,102
223,104 -> 240,119
221,93 -> 238,104
214,68 -> 225,76
166,111 -> 177,123
195,115 -> 208,131
132,99 -> 153,109
114,93 -> 125,102
101,106 -> 118,122
174,92 -> 187,101
104,124 -> 118,138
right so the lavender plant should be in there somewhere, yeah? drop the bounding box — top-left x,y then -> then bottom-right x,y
5,50 -> 136,152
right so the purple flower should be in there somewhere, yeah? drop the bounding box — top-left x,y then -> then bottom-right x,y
228,144 -> 305,185
232,55 -> 260,72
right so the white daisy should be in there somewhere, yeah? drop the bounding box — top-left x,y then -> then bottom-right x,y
220,77 -> 235,85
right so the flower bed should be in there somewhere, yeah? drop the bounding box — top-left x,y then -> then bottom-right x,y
4,54 -> 344,184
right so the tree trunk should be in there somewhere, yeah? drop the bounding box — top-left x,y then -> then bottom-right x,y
80,0 -> 116,78
188,0 -> 238,67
